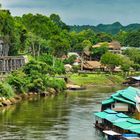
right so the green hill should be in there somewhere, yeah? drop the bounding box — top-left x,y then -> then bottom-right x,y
70,22 -> 140,34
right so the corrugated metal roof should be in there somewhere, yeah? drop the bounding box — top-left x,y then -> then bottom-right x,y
116,113 -> 129,118
94,112 -> 108,119
102,98 -> 114,105
105,113 -> 129,123
131,128 -> 140,134
104,109 -> 117,114
113,96 -> 135,105
120,88 -> 137,103
94,109 -> 117,119
129,124 -> 140,130
105,114 -> 119,122
102,86 -> 140,105
113,118 -> 129,123
114,121 -> 133,130
127,118 -> 140,124
114,117 -> 140,130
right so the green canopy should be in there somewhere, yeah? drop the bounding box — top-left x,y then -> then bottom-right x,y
120,89 -> 136,103
94,112 -> 108,119
106,113 -> 129,123
116,113 -> 129,118
130,128 -> 140,134
102,86 -> 139,106
127,118 -> 140,124
114,121 -> 133,130
104,109 -> 117,114
102,98 -> 114,105
113,96 -> 135,105
94,109 -> 117,119
129,124 -> 140,130
113,118 -> 129,123
105,115 -> 120,122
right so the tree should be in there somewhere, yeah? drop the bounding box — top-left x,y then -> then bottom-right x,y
120,56 -> 133,76
96,32 -> 113,42
115,31 -> 128,46
101,52 -> 121,73
91,42 -> 108,60
26,32 -> 48,57
48,35 -> 70,57
125,31 -> 140,47
0,9 -> 19,55
123,48 -> 140,64
50,14 -> 69,30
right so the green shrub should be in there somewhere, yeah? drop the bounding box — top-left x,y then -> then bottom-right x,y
46,78 -> 66,91
63,55 -> 77,65
6,71 -> 29,94
73,65 -> 80,72
28,78 -> 45,93
0,82 -> 15,98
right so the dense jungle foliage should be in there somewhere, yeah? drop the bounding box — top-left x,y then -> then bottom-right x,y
1,7 -> 140,98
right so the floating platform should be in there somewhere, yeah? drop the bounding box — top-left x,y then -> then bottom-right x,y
66,84 -> 86,90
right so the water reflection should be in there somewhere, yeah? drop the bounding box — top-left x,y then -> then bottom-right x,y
0,86 -> 123,140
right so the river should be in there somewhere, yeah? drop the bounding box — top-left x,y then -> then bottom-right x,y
0,86 -> 123,140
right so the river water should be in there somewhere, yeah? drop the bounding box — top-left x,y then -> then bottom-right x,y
0,86 -> 122,140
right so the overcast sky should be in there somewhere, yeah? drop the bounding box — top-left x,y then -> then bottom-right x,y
1,0 -> 140,25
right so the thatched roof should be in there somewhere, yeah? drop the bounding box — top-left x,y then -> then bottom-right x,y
83,61 -> 103,70
92,41 -> 121,50
109,41 -> 121,50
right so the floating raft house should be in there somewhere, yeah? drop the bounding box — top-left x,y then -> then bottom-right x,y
94,109 -> 140,134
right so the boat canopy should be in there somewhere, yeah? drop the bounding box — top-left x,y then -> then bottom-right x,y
102,98 -> 114,105
127,118 -> 140,124
94,109 -> 140,134
94,112 -> 108,119
114,121 -> 135,130
94,109 -> 117,119
94,110 -> 129,122
116,113 -> 129,118
102,86 -> 140,105
130,128 -> 140,134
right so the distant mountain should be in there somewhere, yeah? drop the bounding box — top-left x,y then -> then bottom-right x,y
96,22 -> 123,34
69,25 -> 97,32
123,24 -> 140,31
69,22 -> 140,34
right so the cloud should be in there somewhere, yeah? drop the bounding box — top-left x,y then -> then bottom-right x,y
1,0 -> 140,25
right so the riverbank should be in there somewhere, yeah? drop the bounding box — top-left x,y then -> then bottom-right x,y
0,86 -> 115,139
0,87 -> 60,107
69,73 -> 125,87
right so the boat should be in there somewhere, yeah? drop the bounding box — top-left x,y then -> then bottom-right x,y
66,84 -> 86,90
94,109 -> 140,139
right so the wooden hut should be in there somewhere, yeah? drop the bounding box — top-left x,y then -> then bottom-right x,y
82,61 -> 104,71
92,41 -> 122,54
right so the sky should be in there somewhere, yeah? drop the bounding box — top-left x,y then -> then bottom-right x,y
1,0 -> 140,25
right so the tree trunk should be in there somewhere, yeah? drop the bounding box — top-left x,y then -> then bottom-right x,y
53,56 -> 55,67
81,52 -> 84,71
32,42 -> 35,58
38,44 -> 41,57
